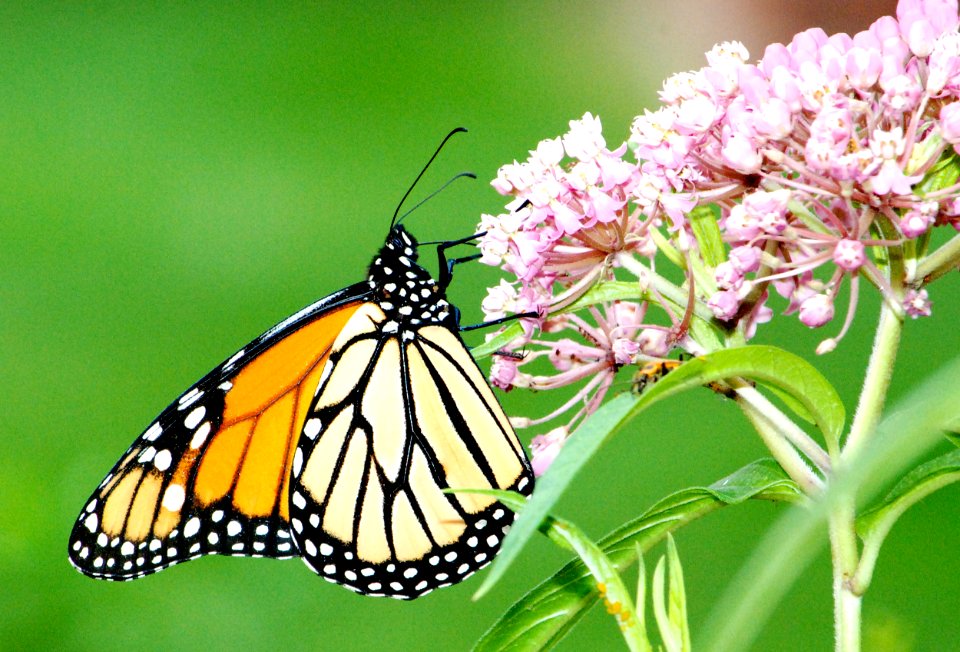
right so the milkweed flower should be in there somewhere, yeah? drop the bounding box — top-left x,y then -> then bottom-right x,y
479,0 -> 960,465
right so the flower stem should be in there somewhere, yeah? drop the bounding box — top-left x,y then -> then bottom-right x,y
829,285 -> 904,652
842,292 -> 904,461
914,231 -> 960,285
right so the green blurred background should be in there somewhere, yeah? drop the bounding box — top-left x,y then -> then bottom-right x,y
6,1 -> 960,650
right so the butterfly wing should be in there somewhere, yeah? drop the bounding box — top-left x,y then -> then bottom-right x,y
68,286 -> 369,579
288,302 -> 534,599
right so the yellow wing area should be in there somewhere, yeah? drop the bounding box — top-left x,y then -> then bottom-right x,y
295,304 -> 529,566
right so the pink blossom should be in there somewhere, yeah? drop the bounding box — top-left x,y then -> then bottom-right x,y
845,46 -> 883,89
722,204 -> 762,241
729,245 -> 762,273
897,0 -> 959,57
530,426 -> 569,476
721,131 -> 762,173
927,32 -> 960,93
904,287 -> 933,317
708,289 -> 741,320
715,261 -> 744,290
833,239 -> 866,271
490,355 -> 519,390
562,112 -> 606,161
899,204 -> 937,237
799,294 -> 836,327
612,338 -> 640,366
637,328 -> 670,357
940,102 -> 960,143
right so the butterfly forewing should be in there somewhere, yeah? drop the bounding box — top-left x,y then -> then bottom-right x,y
68,291 -> 366,579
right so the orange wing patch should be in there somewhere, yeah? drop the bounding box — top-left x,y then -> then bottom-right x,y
68,301 -> 363,580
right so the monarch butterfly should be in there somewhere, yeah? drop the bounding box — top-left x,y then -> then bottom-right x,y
68,134 -> 535,599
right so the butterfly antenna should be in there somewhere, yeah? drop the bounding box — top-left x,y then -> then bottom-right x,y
390,127 -> 468,232
395,171 -> 477,226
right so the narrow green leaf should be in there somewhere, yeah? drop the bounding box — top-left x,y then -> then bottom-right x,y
635,546 -> 647,636
689,204 -> 725,268
475,344 -> 837,600
473,460 -> 799,652
650,226 -> 685,268
548,518 -> 651,652
915,143 -> 960,196
652,556 -> 674,652
758,381 -> 816,425
858,448 -> 960,537
473,392 -> 638,599
471,322 -> 525,359
662,535 -> 691,652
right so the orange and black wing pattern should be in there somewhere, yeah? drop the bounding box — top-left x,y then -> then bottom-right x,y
69,223 -> 535,597
68,286 -> 368,579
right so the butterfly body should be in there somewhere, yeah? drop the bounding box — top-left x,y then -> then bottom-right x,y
69,223 -> 533,599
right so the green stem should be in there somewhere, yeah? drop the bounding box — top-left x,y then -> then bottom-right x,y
843,292 -> 904,461
830,284 -> 904,652
913,231 -> 960,285
735,385 -> 830,486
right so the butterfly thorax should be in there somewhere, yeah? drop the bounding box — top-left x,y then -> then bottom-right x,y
367,225 -> 454,334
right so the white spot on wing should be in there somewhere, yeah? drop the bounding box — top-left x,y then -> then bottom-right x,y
153,449 -> 172,472
184,405 -> 206,429
161,484 -> 186,512
190,422 -> 212,449
144,422 -> 162,442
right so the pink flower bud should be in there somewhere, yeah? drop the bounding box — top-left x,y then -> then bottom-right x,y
720,131 -> 762,174
904,288 -> 932,318
845,46 -> 882,90
940,102 -> 960,144
490,356 -> 518,390
612,337 -> 640,366
708,289 -> 740,321
799,293 -> 835,327
637,328 -> 670,358
729,245 -> 762,273
714,261 -> 744,290
900,207 -> 937,238
723,204 -> 762,241
927,33 -> 960,94
530,426 -> 569,476
833,239 -> 866,271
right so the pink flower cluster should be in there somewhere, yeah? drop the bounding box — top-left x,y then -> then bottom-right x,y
479,0 -> 960,474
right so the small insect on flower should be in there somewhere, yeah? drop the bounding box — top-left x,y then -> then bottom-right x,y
631,359 -> 684,395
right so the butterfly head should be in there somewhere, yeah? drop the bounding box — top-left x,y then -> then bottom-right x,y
368,225 -> 454,330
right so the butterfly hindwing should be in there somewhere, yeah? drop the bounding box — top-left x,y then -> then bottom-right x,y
68,287 -> 368,579
287,229 -> 534,599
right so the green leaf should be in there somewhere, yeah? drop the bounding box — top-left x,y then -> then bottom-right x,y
757,381 -> 816,425
475,344 -> 840,600
650,226 -> 685,268
472,460 -> 799,652
652,535 -> 690,652
915,142 -> 960,196
858,449 -> 960,537
689,204 -> 725,268
545,516 -> 651,652
471,322 -> 525,359
473,392 -> 639,599
700,354 -> 960,652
